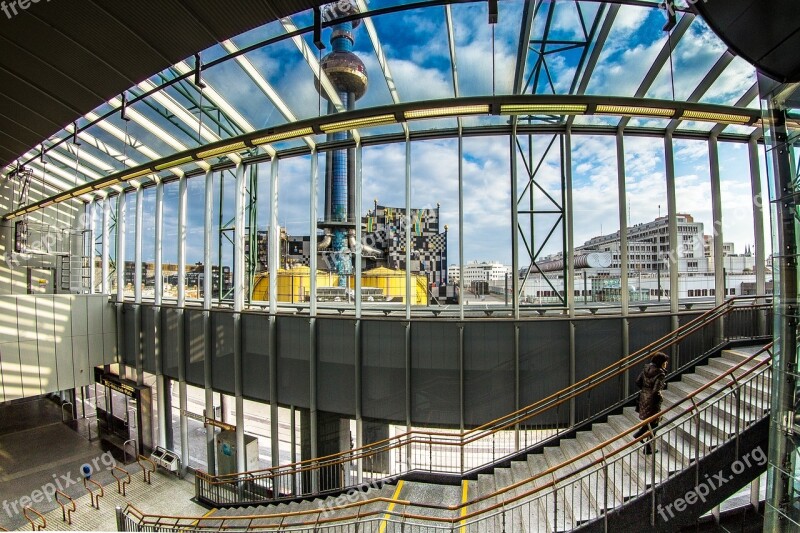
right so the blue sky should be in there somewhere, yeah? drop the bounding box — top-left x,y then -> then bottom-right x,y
75,1 -> 766,268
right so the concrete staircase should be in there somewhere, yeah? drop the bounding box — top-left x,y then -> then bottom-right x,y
173,346 -> 773,532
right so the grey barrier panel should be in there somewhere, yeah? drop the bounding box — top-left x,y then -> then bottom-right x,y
242,313 -> 270,402
142,306 -> 157,374
317,318 -> 356,416
277,316 -> 311,409
464,321 -> 515,427
161,307 -> 180,379
361,319 -> 407,423
410,321 -> 460,426
519,319 -> 570,427
627,315 -> 673,395
122,303 -> 137,367
574,318 -> 623,423
677,312 -> 708,369
185,309 -> 205,387
211,311 -> 235,394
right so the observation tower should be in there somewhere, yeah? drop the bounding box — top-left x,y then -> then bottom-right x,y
317,1 -> 368,286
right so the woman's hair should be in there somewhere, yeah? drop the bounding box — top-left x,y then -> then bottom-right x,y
651,352 -> 669,366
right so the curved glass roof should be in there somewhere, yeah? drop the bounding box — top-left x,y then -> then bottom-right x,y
3,0 -> 762,205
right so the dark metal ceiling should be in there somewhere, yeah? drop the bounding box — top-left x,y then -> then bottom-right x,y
0,0 -> 323,168
692,0 -> 800,83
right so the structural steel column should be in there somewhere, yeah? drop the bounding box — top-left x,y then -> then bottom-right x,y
458,129 -> 465,321
405,134 -> 411,318
354,143 -> 363,482
616,129 -> 631,397
708,135 -> 725,344
565,128 -> 575,317
134,186 -> 143,386
116,193 -> 126,371
764,93 -> 799,531
233,163 -> 246,473
664,132 -> 680,356
268,159 -> 280,470
154,180 -> 166,448
748,136 -> 768,335
202,169 -> 216,474
177,175 -> 189,473
116,193 -> 126,301
616,130 -> 629,315
510,124 -> 520,319
89,199 -> 96,293
304,152 -> 318,475
102,198 -> 110,294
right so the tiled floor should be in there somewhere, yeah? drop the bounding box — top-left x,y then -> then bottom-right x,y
0,397 -> 205,531
15,466 -> 205,531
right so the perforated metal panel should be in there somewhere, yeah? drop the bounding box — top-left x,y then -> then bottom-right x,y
242,313 -> 270,402
317,318 -> 356,416
574,318 -> 623,421
627,315 -> 672,395
519,320 -> 570,427
362,319 -> 406,423
161,308 -> 180,379
211,312 -> 235,394
464,321 -> 514,426
185,309 -> 205,387
277,316 -> 310,409
142,306 -> 157,374
122,304 -> 137,367
410,321 -> 460,426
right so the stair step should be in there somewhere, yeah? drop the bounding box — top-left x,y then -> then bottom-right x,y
493,468 -> 526,532
574,431 -> 625,508
510,460 -> 551,533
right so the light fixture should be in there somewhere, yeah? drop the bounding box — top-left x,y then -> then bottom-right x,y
119,168 -> 153,182
320,114 -> 396,133
404,105 -> 490,120
71,186 -> 94,196
155,156 -> 193,171
54,193 -> 72,202
596,105 -> 676,117
196,141 -> 247,160
501,104 -> 587,115
251,127 -> 315,146
680,110 -> 751,124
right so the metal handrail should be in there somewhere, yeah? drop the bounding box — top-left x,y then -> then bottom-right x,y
124,342 -> 772,531
137,454 -> 156,484
22,506 -> 46,531
195,296 -> 768,503
55,489 -> 76,525
83,477 -> 104,510
112,466 -> 131,496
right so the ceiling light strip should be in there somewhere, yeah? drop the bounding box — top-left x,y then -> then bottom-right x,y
320,115 -> 396,134
404,105 -> 490,120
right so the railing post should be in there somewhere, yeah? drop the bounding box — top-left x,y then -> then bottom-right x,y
116,505 -> 125,532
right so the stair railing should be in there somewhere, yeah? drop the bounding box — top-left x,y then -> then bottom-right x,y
123,342 -> 773,532
195,296 -> 768,505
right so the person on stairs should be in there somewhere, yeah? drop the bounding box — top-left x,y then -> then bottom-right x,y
633,352 -> 669,454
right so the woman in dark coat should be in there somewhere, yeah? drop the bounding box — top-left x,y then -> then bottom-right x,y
633,352 -> 669,454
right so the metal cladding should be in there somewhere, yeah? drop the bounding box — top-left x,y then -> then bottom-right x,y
318,0 -> 367,286
533,252 -> 613,273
